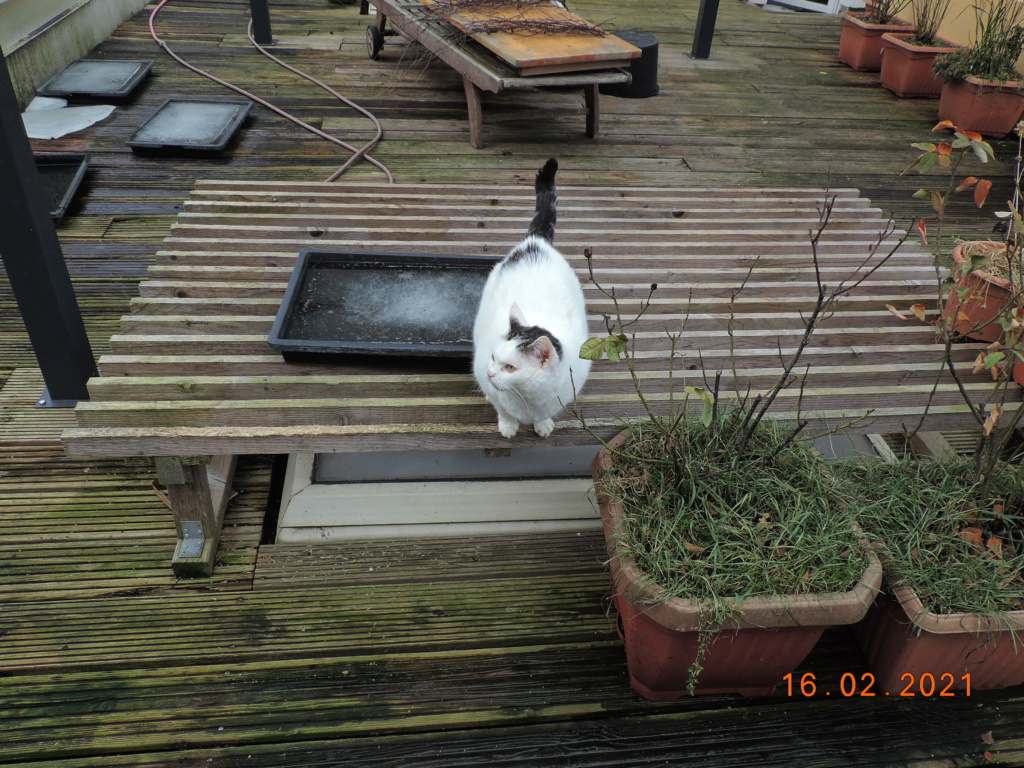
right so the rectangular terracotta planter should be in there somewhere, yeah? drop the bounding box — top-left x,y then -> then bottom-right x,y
879,33 -> 954,98
594,431 -> 884,700
938,76 -> 1024,138
839,13 -> 911,71
856,584 -> 1024,692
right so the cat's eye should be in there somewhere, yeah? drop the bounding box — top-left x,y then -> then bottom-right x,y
503,364 -> 517,373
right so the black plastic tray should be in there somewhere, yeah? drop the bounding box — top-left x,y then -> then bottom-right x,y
34,153 -> 90,223
37,59 -> 153,99
126,98 -> 252,154
268,250 -> 502,360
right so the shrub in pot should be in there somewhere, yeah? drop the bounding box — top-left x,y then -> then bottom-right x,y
933,0 -> 1024,136
844,457 -> 1024,691
840,0 -> 912,71
579,206 -> 894,699
876,120 -> 1024,691
879,0 -> 955,97
906,120 -> 1024,382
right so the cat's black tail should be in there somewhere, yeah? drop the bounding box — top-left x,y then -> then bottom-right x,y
527,158 -> 558,244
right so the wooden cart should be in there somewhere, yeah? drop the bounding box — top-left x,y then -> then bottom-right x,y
358,0 -> 634,148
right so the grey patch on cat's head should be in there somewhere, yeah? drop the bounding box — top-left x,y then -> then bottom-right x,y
508,315 -> 563,361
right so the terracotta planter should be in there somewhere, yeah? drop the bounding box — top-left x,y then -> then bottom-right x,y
593,430 -> 883,700
839,13 -> 912,71
856,583 -> 1024,692
879,33 -> 954,98
943,241 -> 1014,344
938,75 -> 1024,137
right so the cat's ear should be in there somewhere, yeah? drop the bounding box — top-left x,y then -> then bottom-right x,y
526,336 -> 556,368
508,303 -> 528,333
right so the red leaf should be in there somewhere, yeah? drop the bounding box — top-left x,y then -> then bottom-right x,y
886,304 -> 909,320
976,179 -> 993,207
982,730 -> 995,745
915,219 -> 928,245
984,404 -> 1004,436
956,176 -> 979,192
933,119 -> 956,131
937,141 -> 953,156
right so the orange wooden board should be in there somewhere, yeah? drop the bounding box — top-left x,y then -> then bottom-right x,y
419,0 -> 640,75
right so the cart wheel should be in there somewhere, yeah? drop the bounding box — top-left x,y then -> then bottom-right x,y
367,25 -> 384,60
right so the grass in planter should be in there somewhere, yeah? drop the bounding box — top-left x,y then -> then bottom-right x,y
844,456 -> 1024,615
603,413 -> 869,607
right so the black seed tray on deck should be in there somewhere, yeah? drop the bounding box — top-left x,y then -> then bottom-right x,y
37,59 -> 154,99
126,98 -> 252,154
268,250 -> 502,361
34,153 -> 90,223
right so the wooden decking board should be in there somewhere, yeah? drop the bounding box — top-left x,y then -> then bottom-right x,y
0,442 -> 265,601
3,535 -> 1023,767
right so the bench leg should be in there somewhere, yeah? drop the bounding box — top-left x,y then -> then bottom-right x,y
156,455 -> 238,578
584,83 -> 600,139
463,77 -> 485,149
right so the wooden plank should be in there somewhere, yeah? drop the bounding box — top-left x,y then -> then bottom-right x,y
420,0 -> 639,74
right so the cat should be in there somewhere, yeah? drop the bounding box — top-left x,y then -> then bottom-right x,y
472,158 -> 591,438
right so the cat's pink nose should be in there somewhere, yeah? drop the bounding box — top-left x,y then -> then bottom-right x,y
486,370 -> 495,379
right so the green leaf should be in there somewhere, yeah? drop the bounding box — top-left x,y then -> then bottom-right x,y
579,337 -> 607,360
682,385 -> 716,426
918,153 -> 937,173
984,352 -> 1006,369
912,188 -> 931,200
973,142 -> 993,163
911,142 -> 937,152
605,334 -> 628,363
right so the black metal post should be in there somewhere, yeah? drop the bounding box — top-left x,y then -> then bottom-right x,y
0,45 -> 96,407
691,0 -> 721,60
250,0 -> 274,46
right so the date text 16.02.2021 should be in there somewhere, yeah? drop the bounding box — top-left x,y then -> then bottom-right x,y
784,672 -> 972,697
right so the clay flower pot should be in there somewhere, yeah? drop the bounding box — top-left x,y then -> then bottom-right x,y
943,241 -> 1015,344
593,430 -> 883,700
938,75 -> 1024,137
879,33 -> 955,98
839,13 -> 911,71
856,582 -> 1024,692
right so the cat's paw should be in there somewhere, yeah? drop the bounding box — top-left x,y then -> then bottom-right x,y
498,416 -> 520,439
533,418 -> 555,437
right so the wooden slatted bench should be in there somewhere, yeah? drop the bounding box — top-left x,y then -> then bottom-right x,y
60,179 -> 1018,577
359,0 -> 631,147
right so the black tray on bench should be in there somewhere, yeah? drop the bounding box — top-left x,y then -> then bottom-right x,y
268,249 -> 502,361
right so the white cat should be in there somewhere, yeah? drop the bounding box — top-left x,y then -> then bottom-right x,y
472,159 -> 591,438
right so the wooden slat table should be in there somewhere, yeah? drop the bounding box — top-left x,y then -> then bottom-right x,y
61,179 -> 1017,576
360,0 -> 631,147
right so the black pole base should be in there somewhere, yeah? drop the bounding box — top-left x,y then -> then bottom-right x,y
35,387 -> 82,409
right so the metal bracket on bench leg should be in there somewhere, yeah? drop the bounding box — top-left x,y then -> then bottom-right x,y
178,521 -> 207,559
155,455 -> 238,579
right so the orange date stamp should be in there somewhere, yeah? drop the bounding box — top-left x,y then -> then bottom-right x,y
783,672 -> 972,697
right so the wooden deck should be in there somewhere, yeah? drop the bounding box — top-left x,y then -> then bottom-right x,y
4,0 -> 1024,764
